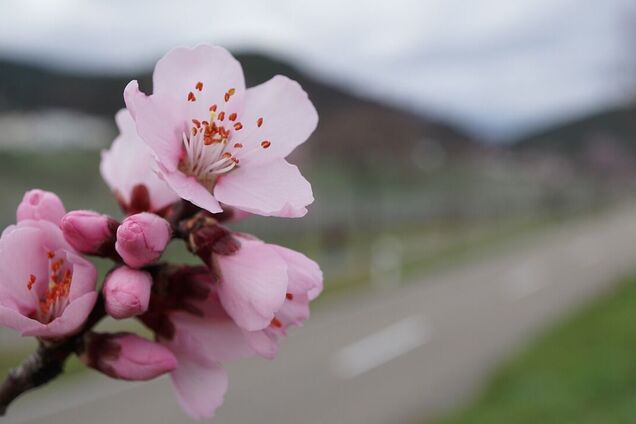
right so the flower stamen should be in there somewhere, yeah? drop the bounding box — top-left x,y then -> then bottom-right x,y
26,251 -> 74,323
179,85 -> 274,191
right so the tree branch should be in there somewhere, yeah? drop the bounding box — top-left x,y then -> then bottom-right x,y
0,294 -> 106,416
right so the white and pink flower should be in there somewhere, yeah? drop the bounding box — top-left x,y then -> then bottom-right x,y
214,236 -> 322,335
243,245 -> 323,359
124,44 -> 317,217
0,219 -> 97,338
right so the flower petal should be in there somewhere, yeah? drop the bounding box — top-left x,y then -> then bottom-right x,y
169,294 -> 256,364
170,354 -> 228,420
0,226 -> 47,308
153,44 -> 246,116
243,330 -> 279,360
67,252 -> 98,301
22,292 -> 97,338
214,159 -> 313,218
158,164 -> 223,213
277,293 -> 311,327
0,303 -> 41,334
100,109 -> 179,211
216,239 -> 288,331
270,245 -> 323,296
235,75 -> 318,165
124,81 -> 187,172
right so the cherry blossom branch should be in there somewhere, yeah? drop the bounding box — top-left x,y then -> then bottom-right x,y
0,202 -> 238,416
0,205 -> 200,416
0,294 -> 106,416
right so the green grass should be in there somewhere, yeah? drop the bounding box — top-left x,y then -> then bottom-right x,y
434,274 -> 636,424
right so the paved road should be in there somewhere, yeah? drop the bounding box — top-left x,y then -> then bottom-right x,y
5,205 -> 636,424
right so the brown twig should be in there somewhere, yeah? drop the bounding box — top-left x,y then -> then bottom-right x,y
0,294 -> 106,416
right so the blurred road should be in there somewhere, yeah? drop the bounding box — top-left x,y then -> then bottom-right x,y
5,204 -> 636,424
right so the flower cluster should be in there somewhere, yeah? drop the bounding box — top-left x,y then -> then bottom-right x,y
0,45 -> 321,420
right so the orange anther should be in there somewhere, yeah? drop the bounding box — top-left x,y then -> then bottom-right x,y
257,117 -> 263,127
195,81 -> 203,91
224,88 -> 236,102
27,274 -> 36,290
261,140 -> 271,149
271,318 -> 283,328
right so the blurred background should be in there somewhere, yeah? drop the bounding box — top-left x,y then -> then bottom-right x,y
2,0 -> 636,423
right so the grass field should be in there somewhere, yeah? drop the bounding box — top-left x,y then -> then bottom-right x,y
434,274 -> 636,424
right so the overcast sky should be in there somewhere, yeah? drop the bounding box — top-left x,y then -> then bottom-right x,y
0,0 -> 635,141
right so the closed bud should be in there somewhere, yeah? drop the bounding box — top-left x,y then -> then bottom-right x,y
116,212 -> 171,268
61,211 -> 119,257
104,266 -> 152,319
83,332 -> 177,381
17,189 -> 66,225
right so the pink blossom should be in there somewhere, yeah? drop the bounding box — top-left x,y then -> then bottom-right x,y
60,211 -> 118,256
16,189 -> 66,226
100,109 -> 179,214
165,294 -> 255,420
140,266 -> 257,419
103,267 -> 152,319
83,332 -> 177,381
215,237 -> 289,332
0,220 -> 97,338
124,44 -> 317,217
115,212 -> 171,268
244,245 -> 323,359
139,256 -> 320,419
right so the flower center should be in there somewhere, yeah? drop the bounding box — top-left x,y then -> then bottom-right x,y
26,250 -> 73,324
179,113 -> 239,189
179,82 -> 270,190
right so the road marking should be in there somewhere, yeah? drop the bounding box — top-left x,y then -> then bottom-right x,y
331,315 -> 431,380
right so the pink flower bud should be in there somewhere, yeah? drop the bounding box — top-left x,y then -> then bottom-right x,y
104,267 -> 152,319
16,189 -> 66,225
115,212 -> 171,268
60,210 -> 119,256
84,332 -> 177,381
